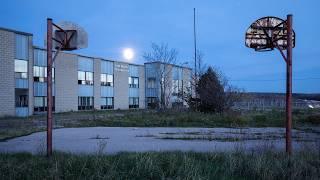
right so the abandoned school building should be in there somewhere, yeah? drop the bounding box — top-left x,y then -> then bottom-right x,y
0,27 -> 192,117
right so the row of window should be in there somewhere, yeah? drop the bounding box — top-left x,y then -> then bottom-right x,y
32,96 -> 186,111
18,96 -> 144,111
147,78 -> 189,95
77,71 -> 139,88
78,97 -> 139,110
34,66 -> 55,82
14,59 -> 55,82
16,65 -> 138,87
34,96 -> 55,112
15,61 -> 55,82
16,95 -> 55,112
78,71 -> 94,85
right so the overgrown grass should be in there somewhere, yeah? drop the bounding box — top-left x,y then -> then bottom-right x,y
1,109 -> 319,141
58,109 -> 320,128
0,127 -> 45,142
0,150 -> 319,179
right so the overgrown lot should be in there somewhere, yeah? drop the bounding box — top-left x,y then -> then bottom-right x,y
0,109 -> 319,141
0,150 -> 319,179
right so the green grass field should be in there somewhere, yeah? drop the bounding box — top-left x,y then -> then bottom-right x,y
0,109 -> 319,141
1,110 -> 319,179
0,150 -> 319,179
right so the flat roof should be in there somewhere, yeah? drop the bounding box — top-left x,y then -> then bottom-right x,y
33,46 -> 144,67
1,26 -> 188,69
0,27 -> 33,36
145,61 -> 192,70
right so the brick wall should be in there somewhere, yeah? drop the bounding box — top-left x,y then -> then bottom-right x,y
114,61 -> 129,109
55,52 -> 78,112
93,58 -> 101,109
0,30 -> 15,116
27,35 -> 34,115
138,65 -> 145,109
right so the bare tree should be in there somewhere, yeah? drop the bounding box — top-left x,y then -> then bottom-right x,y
177,50 -> 204,110
216,68 -> 245,111
143,43 -> 178,109
181,51 -> 244,112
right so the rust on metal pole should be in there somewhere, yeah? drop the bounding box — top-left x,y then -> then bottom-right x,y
194,8 -> 197,80
47,18 -> 53,157
286,14 -> 293,155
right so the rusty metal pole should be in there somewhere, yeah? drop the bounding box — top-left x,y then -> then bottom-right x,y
47,18 -> 53,157
194,8 -> 197,81
286,14 -> 293,155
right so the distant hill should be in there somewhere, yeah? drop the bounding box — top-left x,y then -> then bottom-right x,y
292,93 -> 320,101
243,92 -> 320,101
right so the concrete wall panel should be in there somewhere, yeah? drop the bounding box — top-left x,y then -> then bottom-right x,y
114,62 -> 129,109
55,52 -> 78,112
93,58 -> 101,109
0,30 -> 15,116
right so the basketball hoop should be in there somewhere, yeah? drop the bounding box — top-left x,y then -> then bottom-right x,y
45,21 -> 88,51
245,16 -> 295,52
45,18 -> 88,157
245,15 -> 295,155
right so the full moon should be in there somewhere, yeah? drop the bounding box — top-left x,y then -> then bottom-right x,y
123,48 -> 134,61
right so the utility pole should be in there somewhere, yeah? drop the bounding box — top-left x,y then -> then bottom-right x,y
193,8 -> 199,111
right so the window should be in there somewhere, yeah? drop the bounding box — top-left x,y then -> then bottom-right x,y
101,97 -> 114,109
34,96 -> 55,112
147,78 -> 156,88
129,97 -> 139,109
86,72 -> 93,83
147,97 -> 158,109
101,74 -> 113,86
129,77 -> 139,88
33,66 -> 55,82
78,71 -> 85,81
172,80 -> 183,96
78,97 -> 94,110
14,60 -> 28,79
15,34 -> 29,60
15,95 -> 28,107
78,71 -> 94,85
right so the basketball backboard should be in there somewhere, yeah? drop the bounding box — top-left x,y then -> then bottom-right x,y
245,16 -> 295,51
46,21 -> 88,51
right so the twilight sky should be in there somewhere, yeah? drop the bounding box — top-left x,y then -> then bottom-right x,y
1,0 -> 319,93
